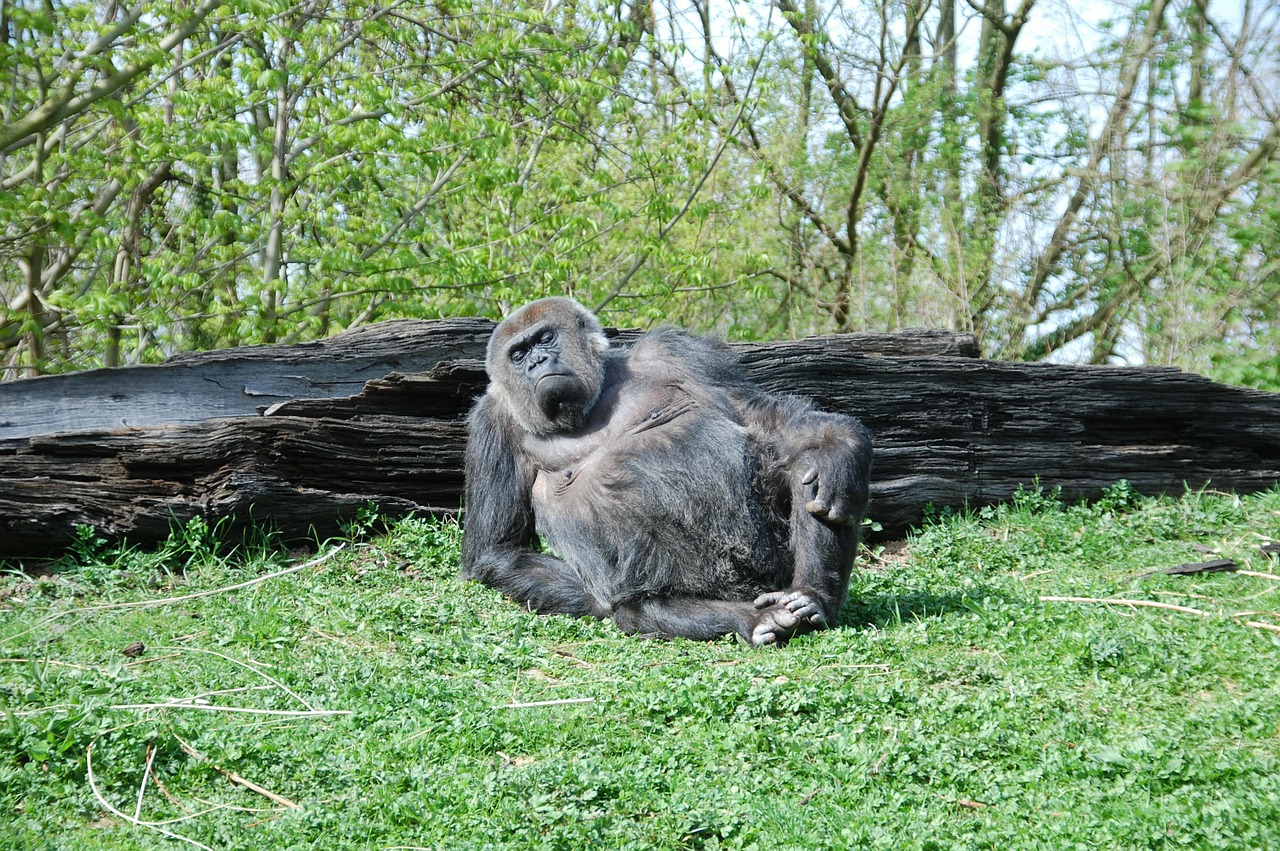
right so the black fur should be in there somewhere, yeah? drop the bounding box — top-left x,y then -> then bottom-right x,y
461,297 -> 872,646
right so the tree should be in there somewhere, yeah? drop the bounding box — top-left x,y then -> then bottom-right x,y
1,0 -> 1277,387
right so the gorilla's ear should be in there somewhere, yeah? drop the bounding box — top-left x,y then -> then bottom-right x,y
581,311 -> 608,357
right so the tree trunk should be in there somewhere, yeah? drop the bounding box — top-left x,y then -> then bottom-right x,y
2,321 -> 1278,559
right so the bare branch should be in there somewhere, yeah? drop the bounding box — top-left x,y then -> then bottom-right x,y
1015,0 -> 1170,336
774,0 -> 865,149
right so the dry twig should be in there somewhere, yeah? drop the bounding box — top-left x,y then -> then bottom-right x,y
0,657 -> 92,670
135,743 -> 158,821
5,546 -> 346,647
497,697 -> 595,709
108,702 -> 351,718
1038,596 -> 1210,616
80,545 -> 346,614
176,736 -> 299,809
86,742 -> 214,851
1041,595 -> 1280,634
157,645 -> 315,711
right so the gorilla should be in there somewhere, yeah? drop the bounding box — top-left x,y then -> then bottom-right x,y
461,297 -> 872,646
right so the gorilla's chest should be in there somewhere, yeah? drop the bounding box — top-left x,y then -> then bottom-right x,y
526,380 -> 750,529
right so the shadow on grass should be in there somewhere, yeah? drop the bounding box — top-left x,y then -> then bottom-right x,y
838,584 -> 1013,631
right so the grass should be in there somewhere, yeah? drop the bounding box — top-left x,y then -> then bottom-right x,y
2,483 -> 1279,850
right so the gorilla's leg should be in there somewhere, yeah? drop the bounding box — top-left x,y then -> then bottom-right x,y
612,595 -> 828,646
611,597 -> 761,643
750,488 -> 862,646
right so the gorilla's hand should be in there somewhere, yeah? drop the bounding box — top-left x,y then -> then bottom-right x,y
796,448 -> 864,527
750,588 -> 826,646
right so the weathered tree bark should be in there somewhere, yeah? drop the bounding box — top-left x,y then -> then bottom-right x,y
0,321 -> 978,439
2,320 -> 1278,560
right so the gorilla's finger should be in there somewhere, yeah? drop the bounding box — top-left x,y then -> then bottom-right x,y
805,498 -> 830,517
754,591 -> 786,609
753,628 -> 779,646
786,600 -> 821,621
825,496 -> 856,525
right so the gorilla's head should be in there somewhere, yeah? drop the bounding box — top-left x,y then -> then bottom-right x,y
486,297 -> 609,436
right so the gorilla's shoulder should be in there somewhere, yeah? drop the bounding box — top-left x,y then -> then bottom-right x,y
629,327 -> 748,385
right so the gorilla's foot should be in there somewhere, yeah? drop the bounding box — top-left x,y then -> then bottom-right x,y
749,589 -> 827,646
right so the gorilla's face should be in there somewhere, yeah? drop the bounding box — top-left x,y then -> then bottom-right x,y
507,324 -> 593,424
487,297 -> 609,436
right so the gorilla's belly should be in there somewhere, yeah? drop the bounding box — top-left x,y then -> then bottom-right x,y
530,401 -> 789,601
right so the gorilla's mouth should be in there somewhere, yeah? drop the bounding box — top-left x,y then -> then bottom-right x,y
536,373 -> 586,418
535,372 -> 573,387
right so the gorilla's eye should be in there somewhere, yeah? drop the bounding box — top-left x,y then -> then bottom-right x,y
538,329 -> 556,346
509,347 -> 527,364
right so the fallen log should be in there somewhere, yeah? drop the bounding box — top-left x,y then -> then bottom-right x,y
0,323 -> 976,438
1,321 -> 1278,560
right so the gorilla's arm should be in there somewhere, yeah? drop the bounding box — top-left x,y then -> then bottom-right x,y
742,392 -> 873,525
738,387 -> 873,631
460,395 -> 608,618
